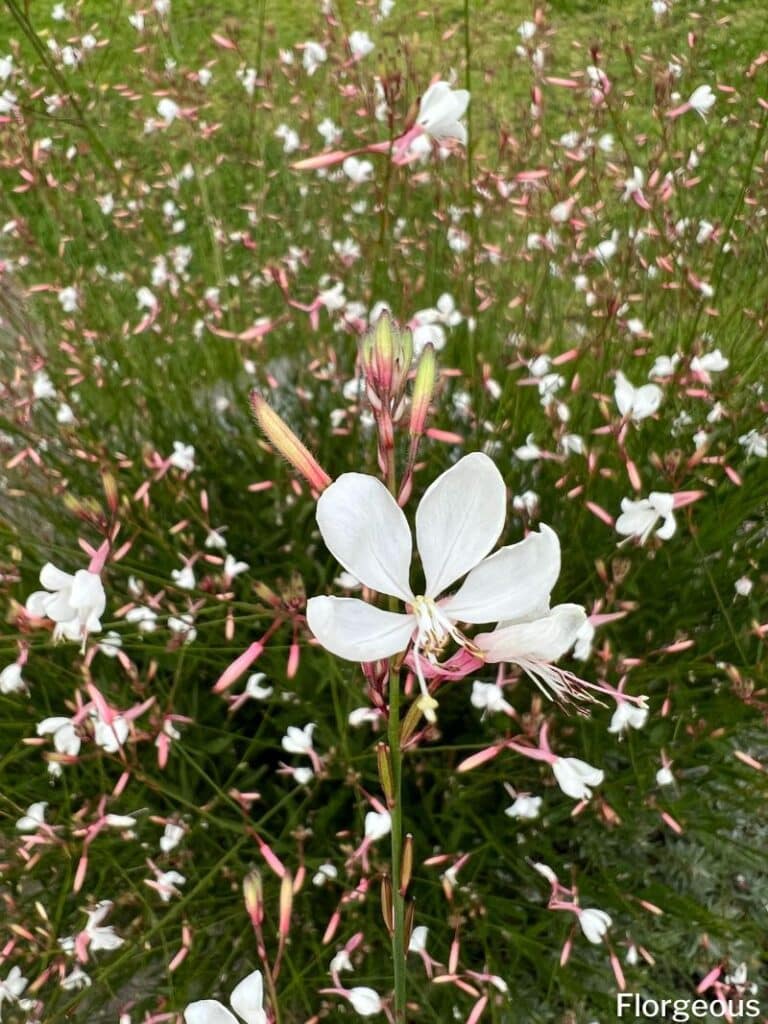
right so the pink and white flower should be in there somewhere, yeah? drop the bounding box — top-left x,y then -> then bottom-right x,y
307,453 -> 584,715
185,969 -> 266,1024
26,562 -> 106,644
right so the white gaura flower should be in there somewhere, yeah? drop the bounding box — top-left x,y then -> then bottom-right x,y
615,492 -> 675,543
0,966 -> 27,1013
307,453 -> 584,712
688,84 -> 715,118
26,563 -> 106,644
416,81 -> 470,144
185,969 -> 266,1024
364,809 -> 391,841
614,371 -> 662,422
37,715 -> 81,756
16,801 -> 48,832
551,756 -> 604,800
347,987 -> 383,1017
609,700 -> 649,735
504,794 -> 542,820
578,907 -> 612,944
281,723 -> 316,755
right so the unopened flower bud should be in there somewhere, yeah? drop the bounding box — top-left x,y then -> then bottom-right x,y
279,870 -> 293,938
404,898 -> 416,951
409,344 -> 437,438
244,869 -> 264,927
250,391 -> 331,492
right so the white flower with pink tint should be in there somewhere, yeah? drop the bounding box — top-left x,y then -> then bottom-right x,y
416,81 -> 470,144
185,969 -> 266,1024
614,371 -> 662,421
26,562 -> 106,643
551,756 -> 604,800
307,453 -> 582,717
615,492 -> 675,543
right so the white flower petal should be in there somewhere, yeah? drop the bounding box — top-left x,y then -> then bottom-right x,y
476,604 -> 586,663
307,597 -> 415,662
39,562 -> 74,590
442,525 -> 560,623
416,453 -> 506,597
230,970 -> 266,1024
316,474 -> 413,600
184,1001 -> 239,1024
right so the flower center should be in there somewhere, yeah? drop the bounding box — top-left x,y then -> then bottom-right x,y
411,596 -> 452,659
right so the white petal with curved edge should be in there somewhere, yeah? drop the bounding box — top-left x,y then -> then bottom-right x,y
632,383 -> 662,419
230,970 -> 266,1024
184,1000 -> 239,1024
307,597 -> 415,662
416,453 -> 506,598
442,525 -> 561,624
39,562 -> 74,590
613,372 -> 634,417
316,474 -> 413,601
475,604 -> 587,663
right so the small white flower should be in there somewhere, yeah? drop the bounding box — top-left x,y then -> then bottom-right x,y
281,723 -> 316,755
734,577 -> 752,598
169,442 -> 195,472
579,908 -> 612,944
330,950 -> 354,973
348,30 -> 374,60
688,84 -> 715,118
470,680 -> 513,715
348,707 -> 380,727
347,987 -> 382,1017
224,554 -> 249,579
505,794 -> 542,820
157,97 -> 180,124
171,566 -> 196,590
302,41 -> 327,76
648,354 -> 679,378
205,529 -> 227,550
739,429 -> 767,458
93,712 -> 129,753
517,20 -> 536,40
0,663 -> 26,695
275,123 -> 300,154
317,117 -> 340,145
312,863 -> 337,886
364,809 -> 391,841
608,701 -> 649,735
408,925 -> 429,952
245,673 -> 273,700
98,631 -> 123,657
342,156 -> 374,184
37,716 -> 81,756
0,966 -> 28,1012
16,801 -> 48,832
126,605 -> 158,633
160,822 -> 185,853
551,757 -> 604,800
614,371 -> 662,421
291,766 -> 314,785
167,614 -> 197,644
26,562 -> 106,643
58,285 -> 78,312
691,348 -> 729,374
32,369 -> 56,399
615,492 -> 676,544
416,81 -> 470,144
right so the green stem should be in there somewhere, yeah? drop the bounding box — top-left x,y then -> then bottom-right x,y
387,662 -> 407,1022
